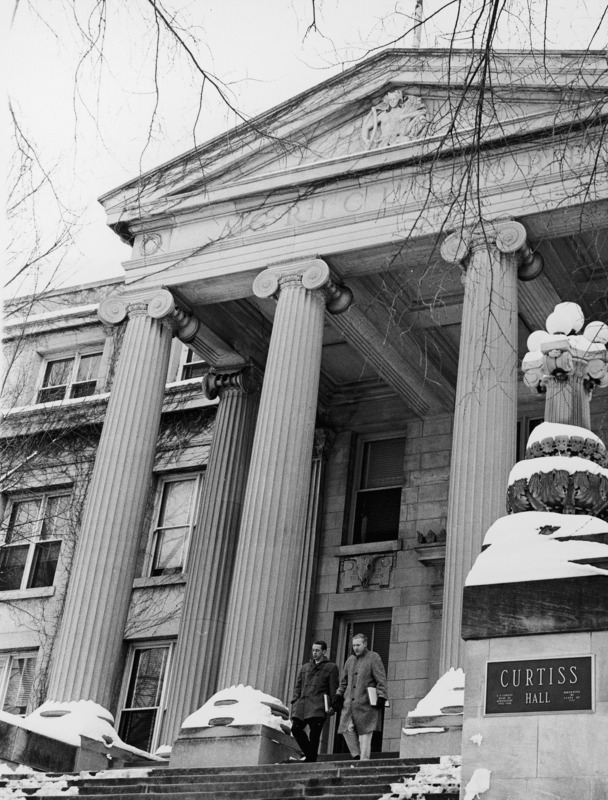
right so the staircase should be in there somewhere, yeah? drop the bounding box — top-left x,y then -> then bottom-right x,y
0,757 -> 461,799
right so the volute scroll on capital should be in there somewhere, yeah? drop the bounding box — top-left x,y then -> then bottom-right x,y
440,220 -> 543,281
252,259 -> 353,315
202,364 -> 263,401
98,289 -> 201,339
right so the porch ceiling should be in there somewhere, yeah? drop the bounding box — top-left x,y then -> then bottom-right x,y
182,223 -> 608,418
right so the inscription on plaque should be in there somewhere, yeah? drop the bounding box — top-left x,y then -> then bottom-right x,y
485,656 -> 593,715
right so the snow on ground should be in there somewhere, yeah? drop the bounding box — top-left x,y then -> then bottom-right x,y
467,514 -> 608,585
378,756 -> 461,799
181,684 -> 290,732
408,669 -> 464,719
463,767 -> 491,799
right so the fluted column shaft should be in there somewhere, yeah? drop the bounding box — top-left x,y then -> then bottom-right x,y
47,291 -> 179,708
283,429 -> 333,701
439,222 -> 522,672
217,260 -> 351,698
162,366 -> 260,745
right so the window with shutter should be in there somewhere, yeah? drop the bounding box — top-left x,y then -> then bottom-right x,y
117,643 -> 172,753
0,652 -> 37,715
147,474 -> 201,577
352,436 -> 405,544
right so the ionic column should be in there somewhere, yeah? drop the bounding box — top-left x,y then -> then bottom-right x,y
439,221 -> 538,672
283,428 -> 334,702
47,290 -> 184,708
217,260 -> 351,698
162,364 -> 260,745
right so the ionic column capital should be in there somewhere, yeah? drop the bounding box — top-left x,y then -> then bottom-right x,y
441,220 -> 543,281
98,288 -> 190,335
253,259 -> 352,315
202,364 -> 263,401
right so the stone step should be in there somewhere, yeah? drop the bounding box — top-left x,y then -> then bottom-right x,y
2,758 -> 460,800
151,757 -> 440,779
84,764 -> 424,787
33,794 -> 460,800
76,774 -> 422,796
26,790 -> 459,800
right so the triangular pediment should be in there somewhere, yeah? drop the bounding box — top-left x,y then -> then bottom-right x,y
100,48 -> 607,228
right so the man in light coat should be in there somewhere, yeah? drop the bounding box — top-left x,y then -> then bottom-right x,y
332,633 -> 387,760
290,640 -> 339,762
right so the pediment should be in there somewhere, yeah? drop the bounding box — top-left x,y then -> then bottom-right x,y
100,48 -> 607,226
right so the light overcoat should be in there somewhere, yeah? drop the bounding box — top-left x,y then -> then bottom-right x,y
291,656 -> 339,720
337,649 -> 387,734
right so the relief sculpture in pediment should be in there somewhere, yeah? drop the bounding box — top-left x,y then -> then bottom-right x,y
362,89 -> 429,149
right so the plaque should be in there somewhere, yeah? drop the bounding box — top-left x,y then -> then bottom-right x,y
485,656 -> 593,715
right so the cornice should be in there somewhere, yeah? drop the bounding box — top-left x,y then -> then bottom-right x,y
105,106 -> 608,235
100,47 -> 608,226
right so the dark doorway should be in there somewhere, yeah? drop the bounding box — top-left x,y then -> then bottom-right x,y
333,617 -> 391,754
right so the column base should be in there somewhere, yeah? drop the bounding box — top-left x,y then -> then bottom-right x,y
170,724 -> 301,768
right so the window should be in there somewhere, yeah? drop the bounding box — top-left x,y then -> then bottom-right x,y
0,652 -> 36,715
180,348 -> 207,381
37,351 -> 102,403
517,415 -> 544,461
148,475 -> 200,577
352,436 -> 405,544
0,492 -> 71,592
118,643 -> 172,753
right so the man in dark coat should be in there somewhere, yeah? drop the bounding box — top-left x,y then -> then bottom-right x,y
290,640 -> 339,762
332,633 -> 387,760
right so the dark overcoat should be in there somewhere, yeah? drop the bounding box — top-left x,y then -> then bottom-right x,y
336,649 -> 387,735
291,656 -> 339,720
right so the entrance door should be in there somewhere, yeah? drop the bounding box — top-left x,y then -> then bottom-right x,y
333,617 -> 391,754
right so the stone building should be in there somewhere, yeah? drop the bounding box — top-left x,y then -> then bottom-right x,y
1,47 -> 607,758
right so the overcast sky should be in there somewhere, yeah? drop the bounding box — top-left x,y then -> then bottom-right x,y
6,0 -> 607,296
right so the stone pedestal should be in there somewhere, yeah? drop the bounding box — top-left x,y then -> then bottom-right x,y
462,632 -> 608,799
217,260 -> 350,698
162,365 -> 260,746
439,222 -> 525,672
0,720 -> 155,773
47,290 -> 182,708
170,724 -> 300,768
400,724 -> 463,760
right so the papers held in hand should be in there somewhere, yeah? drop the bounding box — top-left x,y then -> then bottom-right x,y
367,687 -> 389,707
324,694 -> 331,713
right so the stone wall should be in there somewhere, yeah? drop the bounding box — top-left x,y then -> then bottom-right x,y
310,401 -> 453,753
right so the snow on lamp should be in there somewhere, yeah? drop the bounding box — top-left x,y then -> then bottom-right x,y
522,302 -> 608,428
